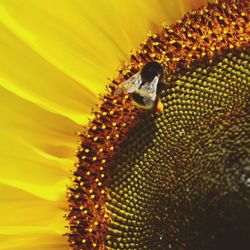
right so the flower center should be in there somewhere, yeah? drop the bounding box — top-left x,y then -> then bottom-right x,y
105,50 -> 250,250
66,0 -> 250,249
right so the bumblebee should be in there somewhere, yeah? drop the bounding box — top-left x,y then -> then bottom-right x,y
115,61 -> 165,112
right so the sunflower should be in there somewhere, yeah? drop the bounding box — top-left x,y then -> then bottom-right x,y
1,0 -> 249,250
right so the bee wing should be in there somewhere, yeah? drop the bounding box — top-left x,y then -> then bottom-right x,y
139,75 -> 160,105
114,72 -> 142,95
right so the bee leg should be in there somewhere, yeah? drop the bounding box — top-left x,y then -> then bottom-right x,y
155,98 -> 164,113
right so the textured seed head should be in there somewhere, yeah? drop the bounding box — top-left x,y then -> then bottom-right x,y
66,0 -> 250,249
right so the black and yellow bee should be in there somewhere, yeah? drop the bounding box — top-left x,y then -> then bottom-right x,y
115,61 -> 165,112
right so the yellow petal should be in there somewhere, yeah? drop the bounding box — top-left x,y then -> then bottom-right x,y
0,88 -> 75,201
0,183 -> 68,250
0,21 -> 96,125
1,231 -> 68,250
0,93 -> 70,247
